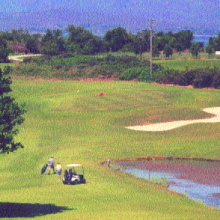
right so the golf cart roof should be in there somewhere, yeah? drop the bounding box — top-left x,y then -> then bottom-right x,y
65,164 -> 83,167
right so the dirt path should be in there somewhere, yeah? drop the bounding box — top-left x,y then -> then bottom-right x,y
8,54 -> 42,62
126,107 -> 220,131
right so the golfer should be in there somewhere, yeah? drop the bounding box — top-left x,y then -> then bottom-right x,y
47,156 -> 55,174
107,158 -> 110,167
56,162 -> 62,179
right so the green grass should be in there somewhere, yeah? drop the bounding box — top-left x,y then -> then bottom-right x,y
153,59 -> 220,71
1,80 -> 220,219
142,51 -> 220,60
0,63 -> 15,70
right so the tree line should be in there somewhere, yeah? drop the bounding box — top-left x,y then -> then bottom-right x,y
1,26 -> 220,63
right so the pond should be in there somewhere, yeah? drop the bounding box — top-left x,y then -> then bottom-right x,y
113,159 -> 220,209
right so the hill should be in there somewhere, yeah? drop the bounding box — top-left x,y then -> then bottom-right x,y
0,0 -> 219,35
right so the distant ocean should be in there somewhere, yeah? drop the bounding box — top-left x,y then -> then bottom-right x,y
193,35 -> 216,46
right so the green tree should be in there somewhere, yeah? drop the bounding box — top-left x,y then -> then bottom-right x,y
41,29 -> 65,56
206,44 -> 214,56
0,37 -> 9,63
155,30 -> 193,52
132,33 -> 143,60
0,67 -> 26,153
11,28 -> 30,44
41,40 -> 60,56
41,29 -> 53,43
190,42 -> 201,58
156,36 -> 168,51
155,33 -> 173,51
0,31 -> 14,41
163,44 -> 173,59
152,38 -> 160,58
132,30 -> 150,60
103,27 -> 131,52
66,25 -> 102,55
174,30 -> 193,50
26,36 -> 40,54
132,34 -> 141,56
208,33 -> 220,52
214,34 -> 220,51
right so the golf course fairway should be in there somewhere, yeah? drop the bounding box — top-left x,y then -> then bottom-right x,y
1,80 -> 220,219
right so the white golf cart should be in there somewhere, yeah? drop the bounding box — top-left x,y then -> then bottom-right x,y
62,164 -> 86,185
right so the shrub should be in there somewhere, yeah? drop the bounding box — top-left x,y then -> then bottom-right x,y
137,68 -> 153,82
161,69 -> 177,84
160,67 -> 220,89
193,69 -> 214,88
105,54 -> 116,62
119,65 -> 163,83
119,67 -> 143,80
212,73 -> 220,89
170,71 -> 195,86
182,70 -> 196,85
152,69 -> 165,83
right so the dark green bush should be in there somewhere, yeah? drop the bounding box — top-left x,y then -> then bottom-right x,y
119,67 -> 143,80
137,68 -> 153,82
181,71 -> 196,85
119,65 -> 163,83
193,69 -> 214,88
161,69 -> 177,84
212,73 -> 220,89
160,67 -> 220,89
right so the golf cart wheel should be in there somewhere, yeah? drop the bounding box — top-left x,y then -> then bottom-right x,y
71,180 -> 77,185
83,179 -> 86,184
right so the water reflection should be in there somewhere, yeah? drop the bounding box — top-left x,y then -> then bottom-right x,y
113,160 -> 220,209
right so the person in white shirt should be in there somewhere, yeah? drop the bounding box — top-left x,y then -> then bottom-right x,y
47,156 -> 55,174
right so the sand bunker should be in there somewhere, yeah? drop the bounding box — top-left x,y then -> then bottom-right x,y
126,107 -> 220,131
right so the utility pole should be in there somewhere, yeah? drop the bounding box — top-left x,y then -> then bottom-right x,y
149,19 -> 156,73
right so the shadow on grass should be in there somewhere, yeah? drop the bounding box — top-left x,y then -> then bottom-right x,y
0,202 -> 73,218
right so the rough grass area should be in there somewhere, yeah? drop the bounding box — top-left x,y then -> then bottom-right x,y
11,54 -> 153,80
153,59 -> 220,71
0,63 -> 15,70
1,80 -> 220,219
9,53 -> 220,90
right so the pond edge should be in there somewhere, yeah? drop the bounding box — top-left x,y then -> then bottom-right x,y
100,156 -> 220,165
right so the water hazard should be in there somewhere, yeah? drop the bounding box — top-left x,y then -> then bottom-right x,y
113,159 -> 220,209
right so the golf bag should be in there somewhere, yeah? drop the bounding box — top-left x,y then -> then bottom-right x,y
41,164 -> 48,174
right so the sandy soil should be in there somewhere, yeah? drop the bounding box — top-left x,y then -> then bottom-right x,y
126,107 -> 220,131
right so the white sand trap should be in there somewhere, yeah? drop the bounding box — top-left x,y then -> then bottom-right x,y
126,107 -> 220,131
